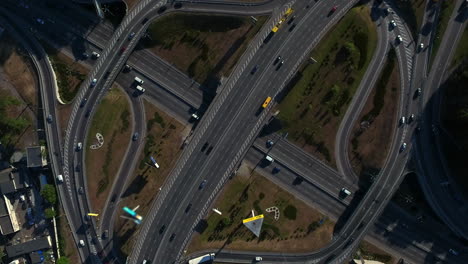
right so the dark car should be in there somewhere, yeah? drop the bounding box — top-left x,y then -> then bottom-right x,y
272,167 -> 281,174
169,233 -> 176,241
276,60 -> 284,70
78,187 -> 84,195
80,98 -> 87,107
199,180 -> 207,190
102,230 -> 109,239
128,32 -> 135,40
120,46 -> 126,55
251,65 -> 259,74
132,132 -> 139,141
103,71 -> 110,80
273,56 -> 282,65
206,146 -> 213,155
201,142 -> 209,152
46,114 -> 53,123
174,3 -> 182,9
185,203 -> 192,213
159,225 -> 166,234
287,15 -> 296,24
141,17 -> 149,24
288,23 -> 297,32
85,109 -> 91,118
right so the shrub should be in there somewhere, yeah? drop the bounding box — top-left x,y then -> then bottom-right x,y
283,205 -> 297,220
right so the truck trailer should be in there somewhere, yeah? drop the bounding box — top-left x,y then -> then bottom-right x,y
188,253 -> 215,264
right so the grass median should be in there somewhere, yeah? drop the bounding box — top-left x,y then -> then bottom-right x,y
85,86 -> 132,214
348,49 -> 400,186
277,6 -> 377,166
141,13 -> 268,88
187,165 -> 334,254
114,100 -> 187,258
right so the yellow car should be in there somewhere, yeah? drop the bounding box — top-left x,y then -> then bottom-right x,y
262,97 -> 272,108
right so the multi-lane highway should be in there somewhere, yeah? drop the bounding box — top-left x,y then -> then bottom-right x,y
4,0 -> 468,263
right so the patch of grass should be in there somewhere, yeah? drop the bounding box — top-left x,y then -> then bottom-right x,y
277,6 -> 377,166
392,0 -> 426,40
451,26 -> 468,67
115,100 -> 185,257
430,0 -> 457,67
187,169 -> 334,253
0,91 -> 30,156
85,87 -> 132,212
142,13 -> 267,84
361,49 -> 396,122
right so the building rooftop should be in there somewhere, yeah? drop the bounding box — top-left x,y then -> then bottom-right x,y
5,236 -> 52,258
26,147 -> 46,168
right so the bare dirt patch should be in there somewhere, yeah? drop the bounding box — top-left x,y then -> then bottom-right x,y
0,33 -> 38,150
85,85 -> 132,213
186,167 -> 334,254
143,14 -> 268,85
348,49 -> 400,182
114,99 -> 187,257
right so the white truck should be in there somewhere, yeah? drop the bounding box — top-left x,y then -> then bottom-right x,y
188,253 -> 215,264
57,174 -> 63,183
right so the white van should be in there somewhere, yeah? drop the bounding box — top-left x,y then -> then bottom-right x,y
57,174 -> 64,183
341,188 -> 351,196
265,155 -> 274,163
134,77 -> 144,85
136,85 -> 145,93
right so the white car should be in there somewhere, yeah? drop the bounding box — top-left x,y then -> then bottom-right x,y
77,142 -> 83,151
90,78 -> 97,87
79,240 -> 85,247
255,256 -> 263,262
396,35 -> 403,43
400,142 -> 407,151
400,116 -> 406,125
390,20 -> 396,28
36,18 -> 44,25
419,43 -> 424,50
92,51 -> 100,58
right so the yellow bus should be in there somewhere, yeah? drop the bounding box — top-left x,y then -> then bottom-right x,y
262,97 -> 272,108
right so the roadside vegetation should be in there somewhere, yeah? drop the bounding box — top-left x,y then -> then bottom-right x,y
349,49 -> 399,187
430,0 -> 457,66
353,241 -> 394,264
56,206 -> 80,264
440,61 -> 468,195
85,86 -> 132,213
277,6 -> 377,166
41,43 -> 88,103
451,26 -> 468,67
141,13 -> 267,88
187,165 -> 334,254
0,33 -> 36,157
115,100 -> 186,257
392,0 -> 427,40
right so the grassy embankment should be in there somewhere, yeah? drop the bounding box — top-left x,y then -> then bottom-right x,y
114,100 -> 186,258
277,6 -> 377,166
0,33 -> 35,156
450,26 -> 468,67
41,43 -> 88,103
187,167 -> 334,254
430,0 -> 457,66
142,13 -> 267,88
85,86 -> 132,213
354,241 -> 394,264
349,49 -> 399,186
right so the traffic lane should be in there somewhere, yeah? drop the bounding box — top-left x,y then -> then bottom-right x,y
116,70 -> 194,122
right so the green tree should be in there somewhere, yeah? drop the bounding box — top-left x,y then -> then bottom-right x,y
44,208 -> 56,219
41,184 -> 57,205
56,256 -> 70,264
